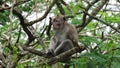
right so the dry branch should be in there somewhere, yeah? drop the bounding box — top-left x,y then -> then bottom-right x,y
0,0 -> 30,11
76,0 -> 107,32
22,46 -> 45,56
25,0 -> 59,26
83,11 -> 120,33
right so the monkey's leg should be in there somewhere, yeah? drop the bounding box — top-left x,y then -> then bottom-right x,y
54,39 -> 73,67
54,39 -> 73,56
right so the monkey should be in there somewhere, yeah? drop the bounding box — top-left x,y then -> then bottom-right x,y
46,14 -> 78,60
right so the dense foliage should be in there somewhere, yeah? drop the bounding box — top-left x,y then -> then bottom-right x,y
0,0 -> 120,68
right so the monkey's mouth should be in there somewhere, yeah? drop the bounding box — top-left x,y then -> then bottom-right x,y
53,23 -> 59,30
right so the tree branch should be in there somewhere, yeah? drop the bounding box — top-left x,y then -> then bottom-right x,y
0,0 -> 30,11
83,11 -> 120,33
13,9 -> 35,45
56,0 -> 65,15
0,2 -> 35,45
22,46 -> 45,56
25,0 -> 58,26
43,45 -> 86,65
76,0 -> 108,32
81,0 -> 99,27
61,0 -> 73,14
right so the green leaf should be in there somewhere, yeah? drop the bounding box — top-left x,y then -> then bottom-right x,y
112,62 -> 120,68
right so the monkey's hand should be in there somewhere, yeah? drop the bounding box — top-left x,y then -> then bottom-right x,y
45,49 -> 55,58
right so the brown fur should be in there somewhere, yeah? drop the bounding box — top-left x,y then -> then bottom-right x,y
46,14 -> 78,58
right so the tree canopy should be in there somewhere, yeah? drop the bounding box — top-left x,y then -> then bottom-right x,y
0,0 -> 120,68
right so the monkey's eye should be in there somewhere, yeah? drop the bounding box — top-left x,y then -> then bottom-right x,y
53,19 -> 56,22
57,23 -> 61,26
53,19 -> 59,22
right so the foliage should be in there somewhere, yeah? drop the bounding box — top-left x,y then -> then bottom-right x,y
0,0 -> 120,68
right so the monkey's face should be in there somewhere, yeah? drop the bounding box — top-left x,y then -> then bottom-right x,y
52,18 -> 65,30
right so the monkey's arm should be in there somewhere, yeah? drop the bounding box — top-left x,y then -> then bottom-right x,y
68,25 -> 78,47
48,36 -> 57,50
46,36 -> 57,58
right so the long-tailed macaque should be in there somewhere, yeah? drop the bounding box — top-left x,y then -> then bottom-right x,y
46,14 -> 78,59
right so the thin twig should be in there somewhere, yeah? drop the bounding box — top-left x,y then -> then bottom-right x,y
0,0 -> 30,11
26,0 -> 58,26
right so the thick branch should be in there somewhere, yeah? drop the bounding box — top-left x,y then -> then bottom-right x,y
45,45 -> 85,65
13,9 -> 35,45
0,2 -> 35,45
